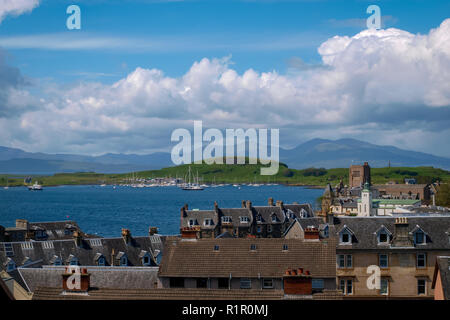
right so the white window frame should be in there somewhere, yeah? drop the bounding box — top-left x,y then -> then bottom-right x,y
340,231 -> 352,244
380,278 -> 389,295
221,216 -> 232,223
417,279 -> 426,295
239,216 -> 249,223
98,256 -> 106,266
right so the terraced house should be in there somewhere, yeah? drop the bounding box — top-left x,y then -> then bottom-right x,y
180,198 -> 314,239
332,215 -> 450,299
158,237 -> 340,299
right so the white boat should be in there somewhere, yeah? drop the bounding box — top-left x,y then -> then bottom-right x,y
4,177 -> 8,189
181,167 -> 204,191
28,182 -> 43,191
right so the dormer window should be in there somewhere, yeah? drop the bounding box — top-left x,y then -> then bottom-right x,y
250,244 -> 257,251
300,208 -> 308,218
339,226 -> 354,244
6,258 -> 16,272
271,214 -> 277,223
69,256 -> 79,266
413,228 -> 426,245
282,244 -> 288,251
120,256 -> 128,266
256,215 -> 262,223
98,257 -> 106,266
240,216 -> 249,223
53,257 -> 62,266
204,219 -> 214,226
222,216 -> 232,223
188,219 -> 196,227
376,226 -> 392,245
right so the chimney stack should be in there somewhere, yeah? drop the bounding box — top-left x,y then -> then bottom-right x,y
73,230 -> 83,247
16,219 -> 29,230
246,200 -> 252,209
242,200 -> 246,208
149,226 -> 158,236
268,198 -> 274,206
304,226 -> 320,240
122,228 -> 132,245
393,217 -> 413,247
276,200 -> 284,210
214,201 -> 219,212
62,266 -> 90,293
111,248 -> 115,266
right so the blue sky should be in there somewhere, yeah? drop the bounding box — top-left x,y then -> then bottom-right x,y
1,0 -> 449,83
0,0 -> 449,158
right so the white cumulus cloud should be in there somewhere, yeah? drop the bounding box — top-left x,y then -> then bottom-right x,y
0,0 -> 39,23
1,19 -> 450,157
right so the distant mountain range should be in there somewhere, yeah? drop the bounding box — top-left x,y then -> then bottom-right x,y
0,138 -> 449,174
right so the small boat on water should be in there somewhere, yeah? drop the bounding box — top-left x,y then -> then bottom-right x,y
28,182 -> 43,191
180,167 -> 204,191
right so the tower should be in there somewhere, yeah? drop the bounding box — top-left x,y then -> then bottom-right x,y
359,181 -> 373,216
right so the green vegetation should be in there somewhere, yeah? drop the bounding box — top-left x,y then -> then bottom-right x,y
1,163 -> 449,188
436,184 -> 450,207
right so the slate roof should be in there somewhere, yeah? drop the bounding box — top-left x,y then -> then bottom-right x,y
181,210 -> 218,229
18,266 -> 160,292
32,287 -> 287,300
0,234 -> 164,271
252,206 -> 285,224
158,238 -> 337,278
432,256 -> 450,300
333,216 -> 450,250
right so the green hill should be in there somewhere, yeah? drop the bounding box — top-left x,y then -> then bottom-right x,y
1,162 -> 449,187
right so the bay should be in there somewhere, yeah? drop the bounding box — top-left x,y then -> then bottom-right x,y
0,185 -> 323,237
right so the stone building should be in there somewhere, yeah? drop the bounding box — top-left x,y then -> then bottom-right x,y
349,162 -> 371,188
332,215 -> 450,299
158,237 -> 338,298
180,199 -> 315,239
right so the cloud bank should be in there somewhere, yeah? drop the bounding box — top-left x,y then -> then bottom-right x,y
1,19 -> 450,157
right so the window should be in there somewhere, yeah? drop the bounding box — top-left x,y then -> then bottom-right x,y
42,241 -> 54,249
322,226 -> 329,238
250,244 -> 257,251
339,279 -> 353,295
218,278 -> 229,289
416,253 -> 426,268
222,216 -> 232,223
346,254 -> 353,268
271,215 -> 277,223
340,229 -> 353,244
120,256 -> 128,266
89,239 -> 102,247
414,231 -> 425,245
188,219 -> 195,226
240,278 -> 251,289
240,216 -> 249,223
170,278 -> 185,288
69,257 -> 79,266
98,257 -> 106,266
6,259 -> 16,272
337,254 -> 352,268
312,279 -> 324,293
256,215 -> 262,223
257,226 -> 262,233
263,279 -> 273,289
204,219 -> 213,226
143,255 -> 150,266
267,225 -> 273,233
377,228 -> 390,244
379,254 -> 389,268
380,278 -> 389,295
214,245 -> 219,251
196,278 -> 207,288
4,243 -> 14,257
21,242 -> 33,250
417,279 -> 426,295
53,258 -> 62,266
282,244 -> 288,251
